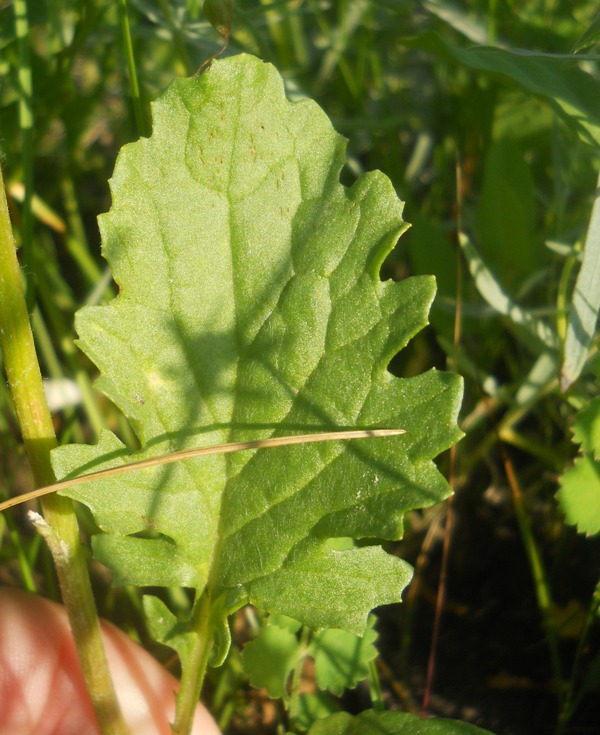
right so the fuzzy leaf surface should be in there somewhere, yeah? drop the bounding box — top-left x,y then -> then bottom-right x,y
52,54 -> 462,636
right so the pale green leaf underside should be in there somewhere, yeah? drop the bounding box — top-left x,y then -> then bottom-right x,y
52,54 -> 462,634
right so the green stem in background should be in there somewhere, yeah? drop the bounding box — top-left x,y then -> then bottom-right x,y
0,169 -> 130,735
117,0 -> 148,138
31,306 -> 86,444
487,0 -> 497,45
502,446 -> 564,702
257,0 -> 307,72
556,241 -> 581,359
34,264 -> 106,438
0,482 -> 37,592
368,657 -> 385,712
288,624 -> 311,723
13,0 -> 35,306
260,0 -> 292,67
309,0 -> 360,98
285,0 -> 309,72
158,0 -> 194,73
556,580 -> 600,734
60,173 -> 106,288
461,372 -> 559,475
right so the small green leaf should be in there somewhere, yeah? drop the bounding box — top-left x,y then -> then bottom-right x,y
203,0 -> 232,40
143,595 -> 198,669
294,692 -> 340,732
307,710 -> 494,734
557,453 -> 600,536
310,616 -> 378,696
573,395 -> 600,459
241,623 -> 300,699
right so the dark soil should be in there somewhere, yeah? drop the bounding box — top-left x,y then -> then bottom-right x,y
377,482 -> 600,735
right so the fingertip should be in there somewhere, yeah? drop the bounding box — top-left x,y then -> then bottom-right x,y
0,588 -> 222,735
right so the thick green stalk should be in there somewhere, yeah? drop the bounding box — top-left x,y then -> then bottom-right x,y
0,169 -> 130,735
172,591 -> 213,735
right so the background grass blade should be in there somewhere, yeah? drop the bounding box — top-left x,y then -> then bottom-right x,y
458,233 -> 557,349
403,31 -> 600,146
561,169 -> 600,391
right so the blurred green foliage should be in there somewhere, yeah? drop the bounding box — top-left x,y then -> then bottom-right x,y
1,1 -> 600,733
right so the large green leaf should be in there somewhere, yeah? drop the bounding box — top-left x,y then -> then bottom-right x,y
52,54 -> 462,640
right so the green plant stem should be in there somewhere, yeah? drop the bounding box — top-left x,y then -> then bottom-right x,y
502,447 -> 564,701
172,590 -> 213,735
556,243 -> 581,356
0,168 -> 130,735
556,580 -> 600,734
35,267 -> 106,437
260,0 -> 292,67
285,0 -> 309,71
117,0 -> 148,138
487,0 -> 497,45
0,483 -> 37,592
60,173 -> 105,288
289,624 -> 311,722
368,657 -> 385,711
461,374 -> 559,475
309,0 -> 360,97
158,0 -> 193,73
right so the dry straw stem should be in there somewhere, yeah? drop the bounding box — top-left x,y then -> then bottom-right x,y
0,429 -> 405,513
